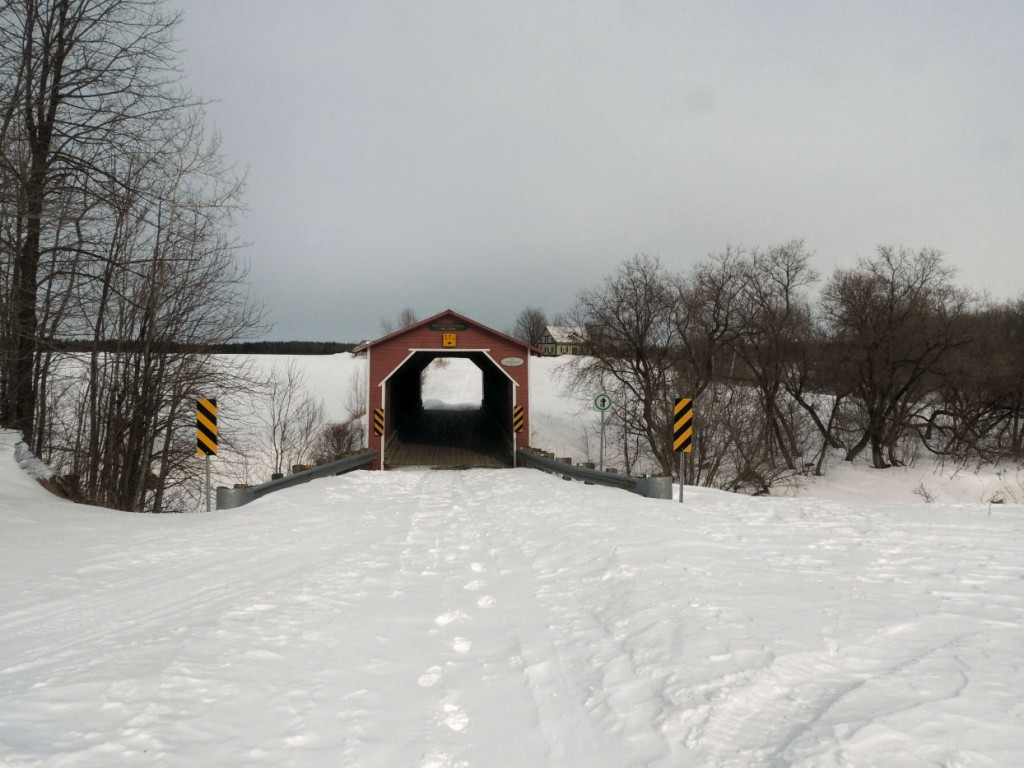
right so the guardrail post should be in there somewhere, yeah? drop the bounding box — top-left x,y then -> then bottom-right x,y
632,476 -> 673,499
216,485 -> 254,510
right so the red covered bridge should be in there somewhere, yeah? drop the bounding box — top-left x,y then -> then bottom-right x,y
355,310 -> 537,470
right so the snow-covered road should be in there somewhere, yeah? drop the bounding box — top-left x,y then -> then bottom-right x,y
2,459 -> 1024,766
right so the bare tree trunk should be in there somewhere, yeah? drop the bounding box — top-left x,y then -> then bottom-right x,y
846,430 -> 870,463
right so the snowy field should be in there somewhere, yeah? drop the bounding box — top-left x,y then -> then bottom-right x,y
2,355 -> 1024,766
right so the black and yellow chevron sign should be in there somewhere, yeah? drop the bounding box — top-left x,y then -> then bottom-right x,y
673,397 -> 693,453
373,408 -> 385,436
513,405 -> 525,433
196,398 -> 218,456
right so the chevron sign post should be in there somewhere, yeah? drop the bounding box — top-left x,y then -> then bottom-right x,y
674,398 -> 693,503
197,398 -> 217,512
595,393 -> 612,471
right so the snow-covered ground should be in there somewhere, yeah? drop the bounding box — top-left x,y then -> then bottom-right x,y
2,357 -> 1024,766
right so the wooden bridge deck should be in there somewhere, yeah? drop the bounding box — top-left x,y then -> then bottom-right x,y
385,408 -> 513,469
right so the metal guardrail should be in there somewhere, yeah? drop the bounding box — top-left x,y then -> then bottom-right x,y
516,448 -> 673,500
216,447 -> 671,509
216,449 -> 376,510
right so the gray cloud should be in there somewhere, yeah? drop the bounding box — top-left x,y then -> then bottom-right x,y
169,0 -> 1024,340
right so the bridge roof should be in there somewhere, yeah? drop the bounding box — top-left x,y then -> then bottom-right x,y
353,309 -> 540,355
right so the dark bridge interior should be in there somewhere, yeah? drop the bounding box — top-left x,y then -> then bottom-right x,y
384,351 -> 515,469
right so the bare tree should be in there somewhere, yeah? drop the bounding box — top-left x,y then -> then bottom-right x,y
667,250 -> 750,485
729,240 -> 818,472
671,249 -> 745,398
258,360 -> 325,476
39,114 -> 263,511
379,306 -> 418,335
564,255 -> 678,476
512,306 -> 548,347
0,0 -> 189,447
921,297 -> 1024,464
310,419 -> 364,464
344,369 -> 368,421
0,2 -> 267,511
820,246 -> 972,468
783,317 -> 849,476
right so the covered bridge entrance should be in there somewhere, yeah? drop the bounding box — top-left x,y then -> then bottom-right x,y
357,310 -> 535,470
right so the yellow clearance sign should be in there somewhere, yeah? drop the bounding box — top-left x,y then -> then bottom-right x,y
196,398 -> 218,456
673,397 -> 693,453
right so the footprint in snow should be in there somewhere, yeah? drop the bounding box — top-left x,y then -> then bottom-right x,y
441,702 -> 469,732
418,666 -> 443,687
435,610 -> 467,626
452,637 -> 472,654
420,750 -> 469,768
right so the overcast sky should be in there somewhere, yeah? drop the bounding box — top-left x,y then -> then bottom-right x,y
168,0 -> 1023,342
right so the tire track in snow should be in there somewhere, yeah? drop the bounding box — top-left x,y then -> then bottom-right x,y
483,477 -> 677,767
681,618 -> 977,766
1,514 -> 360,672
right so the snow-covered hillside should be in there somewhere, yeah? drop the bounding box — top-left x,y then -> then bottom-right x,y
2,422 -> 1024,766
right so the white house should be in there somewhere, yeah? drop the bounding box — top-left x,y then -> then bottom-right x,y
539,326 -> 588,356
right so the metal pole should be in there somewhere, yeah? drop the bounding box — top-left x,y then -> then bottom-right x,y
599,409 -> 605,472
679,452 -> 684,504
205,454 -> 211,512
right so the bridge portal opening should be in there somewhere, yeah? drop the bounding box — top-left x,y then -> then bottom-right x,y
422,358 -> 483,411
383,352 -> 515,469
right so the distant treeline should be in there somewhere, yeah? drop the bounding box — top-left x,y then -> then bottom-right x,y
202,340 -> 359,355
48,339 -> 359,355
